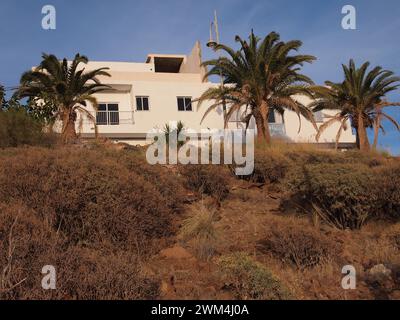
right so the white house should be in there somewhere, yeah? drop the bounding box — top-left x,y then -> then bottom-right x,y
71,42 -> 356,148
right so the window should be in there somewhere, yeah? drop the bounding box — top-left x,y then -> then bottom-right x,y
177,97 -> 192,111
96,103 -> 119,125
229,110 -> 242,123
136,96 -> 150,111
268,109 -> 276,123
314,110 -> 324,122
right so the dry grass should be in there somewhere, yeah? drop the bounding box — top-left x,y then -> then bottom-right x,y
179,203 -> 219,261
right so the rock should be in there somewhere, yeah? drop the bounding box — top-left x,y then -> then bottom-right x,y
365,264 -> 395,299
367,264 -> 392,283
160,246 -> 193,259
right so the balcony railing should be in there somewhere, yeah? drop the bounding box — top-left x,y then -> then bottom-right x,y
96,111 -> 120,125
79,111 -> 135,125
269,123 -> 286,136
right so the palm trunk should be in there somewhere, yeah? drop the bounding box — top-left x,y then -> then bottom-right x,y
61,110 -> 77,144
372,118 -> 380,150
357,113 -> 370,152
255,114 -> 264,141
259,101 -> 271,145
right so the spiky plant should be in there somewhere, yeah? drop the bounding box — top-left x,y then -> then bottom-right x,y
163,121 -> 186,147
197,31 -> 317,144
311,60 -> 400,151
0,85 -> 4,108
16,53 -> 110,143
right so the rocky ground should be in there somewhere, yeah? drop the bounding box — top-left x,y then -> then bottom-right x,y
145,180 -> 400,300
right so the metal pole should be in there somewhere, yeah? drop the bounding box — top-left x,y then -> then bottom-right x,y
213,10 -> 227,126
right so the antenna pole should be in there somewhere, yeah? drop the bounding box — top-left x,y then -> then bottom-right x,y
214,10 -> 220,45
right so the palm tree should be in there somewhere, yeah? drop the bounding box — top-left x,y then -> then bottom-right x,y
311,60 -> 400,151
372,104 -> 400,150
197,31 -> 317,144
16,53 -> 111,143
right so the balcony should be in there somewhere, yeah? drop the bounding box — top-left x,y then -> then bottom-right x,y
269,123 -> 286,136
80,111 -> 135,126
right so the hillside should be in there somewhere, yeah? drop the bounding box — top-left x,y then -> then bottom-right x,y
0,144 -> 399,299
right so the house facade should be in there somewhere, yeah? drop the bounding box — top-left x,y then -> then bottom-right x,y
72,42 -> 356,148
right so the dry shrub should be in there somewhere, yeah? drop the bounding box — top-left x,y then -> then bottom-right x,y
179,204 -> 218,260
251,149 -> 290,184
180,165 -> 230,202
217,252 -> 291,300
109,150 -> 186,212
382,224 -> 400,251
0,202 -> 60,299
284,163 -> 378,229
0,147 -> 178,248
52,246 -> 159,300
257,220 -> 341,269
0,202 -> 158,299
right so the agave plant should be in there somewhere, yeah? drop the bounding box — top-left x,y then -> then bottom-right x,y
311,60 -> 400,151
163,121 -> 186,147
16,53 -> 111,143
197,31 -> 317,144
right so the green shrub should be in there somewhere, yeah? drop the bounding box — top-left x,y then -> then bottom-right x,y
285,149 -> 345,165
180,165 -> 230,202
217,253 -> 291,300
284,163 -> 377,229
375,163 -> 400,219
251,149 -> 290,183
0,108 -> 57,148
257,221 -> 341,269
284,149 -> 385,167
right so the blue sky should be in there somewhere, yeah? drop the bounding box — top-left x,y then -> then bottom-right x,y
0,0 -> 399,153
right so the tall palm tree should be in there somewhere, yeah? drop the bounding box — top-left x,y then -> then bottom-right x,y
197,31 -> 317,144
311,60 -> 400,151
16,53 -> 111,143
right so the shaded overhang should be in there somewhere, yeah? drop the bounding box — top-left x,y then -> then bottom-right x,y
146,54 -> 186,73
